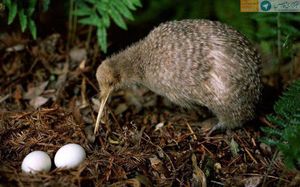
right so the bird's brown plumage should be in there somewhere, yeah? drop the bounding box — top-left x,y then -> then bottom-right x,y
94,19 -> 262,133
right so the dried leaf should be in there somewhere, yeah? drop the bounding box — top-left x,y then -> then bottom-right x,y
0,94 -> 10,103
230,138 -> 240,157
84,125 -> 96,143
243,176 -> 262,187
29,96 -> 49,109
214,163 -> 222,173
149,155 -> 167,179
69,48 -> 87,63
124,89 -> 143,113
24,81 -> 49,99
92,97 -> 100,112
135,175 -> 152,186
191,153 -> 207,187
154,122 -> 164,131
6,44 -> 25,52
114,103 -> 128,115
259,143 -> 272,155
13,85 -> 23,103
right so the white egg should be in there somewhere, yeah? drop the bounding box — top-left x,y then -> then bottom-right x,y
21,151 -> 52,174
54,143 -> 86,169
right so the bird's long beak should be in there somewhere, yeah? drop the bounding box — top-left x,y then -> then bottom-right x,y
94,88 -> 112,134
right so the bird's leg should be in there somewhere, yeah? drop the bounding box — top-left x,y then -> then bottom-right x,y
206,122 -> 226,137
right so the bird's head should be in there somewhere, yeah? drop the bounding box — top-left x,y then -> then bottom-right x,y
94,60 -> 120,134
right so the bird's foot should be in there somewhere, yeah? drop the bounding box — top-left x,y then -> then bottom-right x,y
206,122 -> 226,137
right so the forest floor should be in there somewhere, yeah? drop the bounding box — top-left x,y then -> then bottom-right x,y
0,32 -> 300,187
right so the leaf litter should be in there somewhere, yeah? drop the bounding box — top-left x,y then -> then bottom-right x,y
0,32 -> 299,187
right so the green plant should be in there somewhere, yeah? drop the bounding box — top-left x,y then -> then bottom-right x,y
3,0 -> 50,39
3,0 -> 141,53
262,79 -> 300,169
252,13 -> 300,64
73,0 -> 142,53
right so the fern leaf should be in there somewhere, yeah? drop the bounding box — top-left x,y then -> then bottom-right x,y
264,79 -> 300,169
96,3 -> 110,27
74,0 -> 141,53
122,0 -> 137,10
256,29 -> 277,39
3,0 -> 11,8
28,19 -> 37,39
18,9 -> 27,32
281,14 -> 300,22
267,115 -> 287,128
97,26 -> 107,53
84,0 -> 96,3
280,25 -> 300,35
7,1 -> 17,25
261,126 -> 282,137
74,9 -> 92,16
27,0 -> 37,16
252,14 -> 277,23
42,0 -> 51,11
131,0 -> 142,7
73,2 -> 92,16
261,138 -> 280,146
102,12 -> 110,27
108,7 -> 127,30
96,1 -> 108,12
111,0 -> 134,20
96,12 -> 110,28
78,14 -> 101,26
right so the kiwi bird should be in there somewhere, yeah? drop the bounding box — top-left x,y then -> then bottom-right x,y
94,19 -> 262,134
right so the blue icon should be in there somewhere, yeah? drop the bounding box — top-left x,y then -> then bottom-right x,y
261,1 -> 272,11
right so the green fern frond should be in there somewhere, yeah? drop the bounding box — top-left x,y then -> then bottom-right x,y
263,79 -> 300,170
3,0 -> 49,39
261,126 -> 283,137
252,13 -> 300,62
74,0 -> 141,52
7,1 -> 17,25
4,0 -> 141,52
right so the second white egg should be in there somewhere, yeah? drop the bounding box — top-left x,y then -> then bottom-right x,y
54,143 -> 86,169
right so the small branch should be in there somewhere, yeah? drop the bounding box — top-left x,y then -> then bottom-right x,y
67,0 -> 74,51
